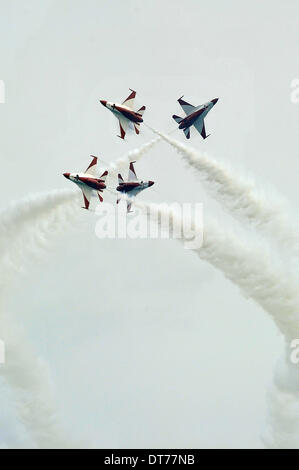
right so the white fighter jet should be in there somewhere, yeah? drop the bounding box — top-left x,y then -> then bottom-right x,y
172,96 -> 218,139
116,161 -> 154,213
63,156 -> 108,210
100,89 -> 146,139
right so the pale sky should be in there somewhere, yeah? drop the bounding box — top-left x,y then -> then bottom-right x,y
0,0 -> 299,448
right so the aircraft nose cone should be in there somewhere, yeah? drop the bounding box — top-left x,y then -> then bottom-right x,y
211,98 -> 219,105
100,99 -> 107,107
63,172 -> 70,179
148,181 -> 154,187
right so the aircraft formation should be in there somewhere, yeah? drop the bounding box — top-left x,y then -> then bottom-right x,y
64,89 -> 218,210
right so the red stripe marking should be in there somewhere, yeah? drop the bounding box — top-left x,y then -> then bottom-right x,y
83,193 -> 90,209
86,156 -> 97,171
119,122 -> 126,139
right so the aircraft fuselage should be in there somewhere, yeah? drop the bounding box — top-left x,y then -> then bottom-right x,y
100,101 -> 143,123
63,173 -> 106,191
179,107 -> 207,129
117,180 -> 154,196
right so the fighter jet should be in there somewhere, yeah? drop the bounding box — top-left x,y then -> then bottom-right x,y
116,161 -> 154,212
63,156 -> 108,210
172,96 -> 218,140
100,89 -> 145,140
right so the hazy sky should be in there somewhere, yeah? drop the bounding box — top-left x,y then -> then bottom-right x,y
1,0 -> 299,448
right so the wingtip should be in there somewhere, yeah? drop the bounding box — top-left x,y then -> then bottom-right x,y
178,95 -> 184,101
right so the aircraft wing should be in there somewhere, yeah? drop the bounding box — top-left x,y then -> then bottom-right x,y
117,115 -> 129,139
84,156 -> 98,176
193,118 -> 210,139
128,161 -> 138,181
81,186 -> 92,210
178,96 -> 195,115
122,89 -> 136,109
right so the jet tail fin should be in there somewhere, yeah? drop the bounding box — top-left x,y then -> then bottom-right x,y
99,170 -> 108,183
136,105 -> 146,117
172,114 -> 183,124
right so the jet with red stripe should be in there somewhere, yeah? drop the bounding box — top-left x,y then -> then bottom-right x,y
116,161 -> 154,213
100,89 -> 146,139
63,156 -> 108,210
172,96 -> 218,140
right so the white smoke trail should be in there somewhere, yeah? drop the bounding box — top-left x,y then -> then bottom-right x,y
113,136 -> 160,170
0,189 -> 81,448
0,312 -> 80,448
0,189 -> 79,287
149,129 -> 299,259
137,201 -> 299,448
263,343 -> 299,448
137,201 -> 299,339
101,137 -> 160,189
0,139 -> 159,448
146,130 -> 299,448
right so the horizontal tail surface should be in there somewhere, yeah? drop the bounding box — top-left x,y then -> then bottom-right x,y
172,114 -> 183,124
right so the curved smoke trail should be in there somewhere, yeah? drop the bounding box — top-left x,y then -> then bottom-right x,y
0,189 -> 79,287
137,201 -> 299,339
0,312 -> 80,448
137,201 -> 299,448
0,139 -> 160,448
0,189 -> 81,448
145,131 -> 299,448
148,129 -> 299,260
263,345 -> 299,448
